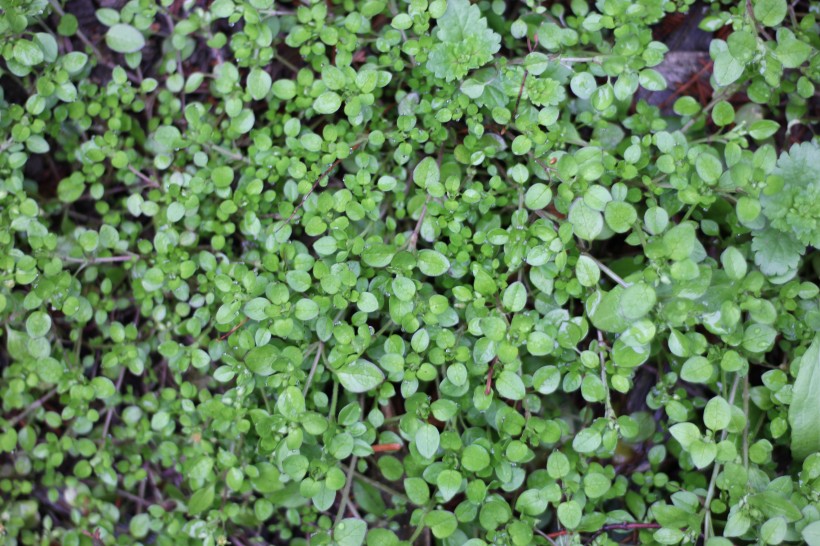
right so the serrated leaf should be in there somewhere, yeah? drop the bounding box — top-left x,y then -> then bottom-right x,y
752,227 -> 804,276
426,0 -> 501,81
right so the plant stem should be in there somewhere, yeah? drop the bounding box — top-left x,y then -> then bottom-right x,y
128,166 -> 161,188
328,380 -> 339,421
47,0 -> 105,60
704,372 -> 744,539
343,466 -> 409,503
408,508 -> 430,543
6,389 -> 58,427
407,194 -> 431,250
334,456 -> 358,525
303,342 -> 324,396
742,375 -> 750,468
597,331 -> 616,420
62,254 -> 138,264
582,253 -> 630,287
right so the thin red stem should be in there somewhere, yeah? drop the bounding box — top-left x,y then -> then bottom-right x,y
372,443 -> 402,453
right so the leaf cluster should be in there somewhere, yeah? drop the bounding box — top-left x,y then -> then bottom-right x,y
0,0 -> 820,545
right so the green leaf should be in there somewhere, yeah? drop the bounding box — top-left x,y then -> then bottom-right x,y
583,473 -> 612,498
516,489 -> 548,516
436,469 -> 462,502
790,336 -> 820,460
570,72 -> 597,99
752,227 -> 804,276
415,423 -> 440,458
639,69 -> 667,91
524,183 -> 552,210
13,40 -> 44,66
681,356 -> 715,383
695,153 -> 723,183
689,439 -> 717,468
62,52 -> 88,74
413,157 -> 440,188
105,24 -> 145,53
557,500 -> 582,529
803,521 -> 820,545
362,243 -> 396,268
425,511 -> 458,539
188,485 -> 215,515
724,505 -> 751,537
748,491 -> 802,522
314,91 -> 342,114
405,477 -> 430,505
619,283 -> 656,320
277,386 -> 305,420
496,371 -> 525,400
713,51 -> 744,86
753,0 -> 787,26
533,365 -> 560,393
604,201 -> 637,233
742,324 -> 776,353
334,518 -> 367,546
569,200 -> 603,240
776,32 -> 811,68
244,297 -> 270,321
502,282 -> 527,312
426,0 -> 501,81
26,311 -> 51,338
462,445 -> 490,471
703,396 -> 731,431
272,79 -> 296,100
760,517 -> 787,545
336,359 -> 385,393
91,376 -> 117,399
749,120 -> 780,140
575,256 -> 600,287
721,247 -> 747,280
417,250 -> 450,276
670,422 -> 701,449
247,68 -> 272,100
572,429 -> 601,453
392,276 -> 416,301
246,345 -> 277,376
129,513 -> 150,538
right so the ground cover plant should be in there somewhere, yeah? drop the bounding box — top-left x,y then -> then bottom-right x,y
1,0 -> 820,544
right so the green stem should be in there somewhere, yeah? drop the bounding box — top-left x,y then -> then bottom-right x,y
408,508 -> 430,543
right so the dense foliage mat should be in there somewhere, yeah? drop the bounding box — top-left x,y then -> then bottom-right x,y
2,0 -> 820,545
